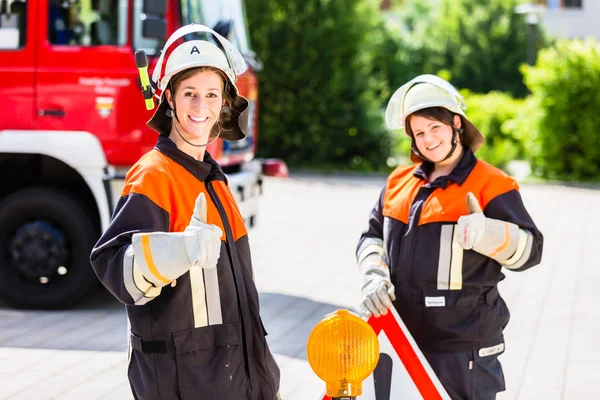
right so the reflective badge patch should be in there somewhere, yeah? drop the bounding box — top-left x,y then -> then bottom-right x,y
425,296 -> 446,307
478,343 -> 505,357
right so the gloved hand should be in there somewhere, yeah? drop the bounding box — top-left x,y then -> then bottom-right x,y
456,192 -> 519,264
132,192 -> 223,287
359,260 -> 396,318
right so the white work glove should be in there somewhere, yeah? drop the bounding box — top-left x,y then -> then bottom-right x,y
132,193 -> 223,287
359,260 -> 396,318
456,192 -> 519,264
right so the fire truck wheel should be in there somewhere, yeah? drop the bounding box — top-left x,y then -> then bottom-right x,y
0,187 -> 98,309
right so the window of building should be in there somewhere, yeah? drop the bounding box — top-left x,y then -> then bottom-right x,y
0,0 -> 26,49
538,0 -> 582,9
49,0 -> 127,46
132,0 -> 163,55
181,0 -> 205,26
563,0 -> 582,8
198,0 -> 251,55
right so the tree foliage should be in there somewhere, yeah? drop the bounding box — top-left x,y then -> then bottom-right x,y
461,90 -> 528,170
386,0 -> 539,98
246,0 -> 392,170
521,39 -> 600,181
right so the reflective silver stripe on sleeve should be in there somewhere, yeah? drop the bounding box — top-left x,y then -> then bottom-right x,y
382,217 -> 390,263
437,225 -> 464,290
503,229 -> 533,270
133,259 -> 162,299
123,244 -> 161,305
357,237 -> 384,264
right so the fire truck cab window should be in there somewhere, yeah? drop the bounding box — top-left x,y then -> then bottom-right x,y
0,0 -> 26,49
49,0 -> 127,46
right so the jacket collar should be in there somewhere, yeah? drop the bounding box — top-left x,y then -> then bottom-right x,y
414,146 -> 477,188
154,135 -> 227,183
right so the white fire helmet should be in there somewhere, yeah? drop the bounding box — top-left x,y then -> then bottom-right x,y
385,74 -> 484,163
147,24 -> 249,141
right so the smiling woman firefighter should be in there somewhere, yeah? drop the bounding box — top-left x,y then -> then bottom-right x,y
90,25 -> 280,400
356,75 -> 544,399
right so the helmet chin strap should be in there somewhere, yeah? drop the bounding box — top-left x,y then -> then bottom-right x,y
172,118 -> 221,148
167,80 -> 223,149
411,127 -> 462,163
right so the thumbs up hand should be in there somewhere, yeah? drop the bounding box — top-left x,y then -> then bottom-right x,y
131,192 -> 223,288
456,192 -> 486,250
183,193 -> 223,269
456,192 -> 520,264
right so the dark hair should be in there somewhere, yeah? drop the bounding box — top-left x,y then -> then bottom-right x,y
405,107 -> 471,147
168,66 -> 233,138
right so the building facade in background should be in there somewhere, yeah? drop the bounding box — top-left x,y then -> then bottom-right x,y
537,0 -> 600,39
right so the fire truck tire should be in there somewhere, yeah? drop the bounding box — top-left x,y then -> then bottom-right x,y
0,187 -> 98,309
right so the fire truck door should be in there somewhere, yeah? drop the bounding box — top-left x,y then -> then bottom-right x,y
0,0 -> 36,130
35,0 -> 137,147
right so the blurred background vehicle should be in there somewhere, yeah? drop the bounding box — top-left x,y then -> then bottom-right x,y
0,0 -> 287,309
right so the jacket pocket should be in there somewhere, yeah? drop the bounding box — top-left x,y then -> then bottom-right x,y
423,290 -> 480,348
173,323 -> 250,400
472,347 -> 506,398
127,350 -> 161,400
257,317 -> 280,400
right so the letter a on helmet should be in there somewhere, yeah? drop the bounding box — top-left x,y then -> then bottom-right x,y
147,24 -> 249,141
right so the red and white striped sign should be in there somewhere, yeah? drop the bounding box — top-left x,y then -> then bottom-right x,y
321,308 -> 450,400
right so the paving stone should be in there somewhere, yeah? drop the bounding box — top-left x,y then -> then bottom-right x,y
0,177 -> 598,399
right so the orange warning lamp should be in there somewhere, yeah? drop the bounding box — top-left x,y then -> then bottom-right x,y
307,309 -> 379,398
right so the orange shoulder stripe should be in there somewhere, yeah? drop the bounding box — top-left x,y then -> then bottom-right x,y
382,161 -> 518,225
122,151 -> 173,215
382,164 -> 423,224
420,160 -> 518,225
122,150 -> 235,241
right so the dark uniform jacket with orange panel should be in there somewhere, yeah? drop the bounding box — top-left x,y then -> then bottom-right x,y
90,136 -> 280,400
357,149 -> 543,353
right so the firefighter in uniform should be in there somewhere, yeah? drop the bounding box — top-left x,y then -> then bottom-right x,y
90,25 -> 280,400
356,75 -> 543,399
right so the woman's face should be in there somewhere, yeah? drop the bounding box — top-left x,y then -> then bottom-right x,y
410,114 -> 462,163
166,70 -> 224,142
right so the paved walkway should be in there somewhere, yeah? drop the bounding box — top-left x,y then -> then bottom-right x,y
0,175 -> 599,399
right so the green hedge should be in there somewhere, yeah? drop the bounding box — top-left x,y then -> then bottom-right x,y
461,90 -> 528,171
391,90 -> 530,171
521,39 -> 600,180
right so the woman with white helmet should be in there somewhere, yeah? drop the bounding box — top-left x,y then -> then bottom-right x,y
90,25 -> 280,399
356,75 -> 544,399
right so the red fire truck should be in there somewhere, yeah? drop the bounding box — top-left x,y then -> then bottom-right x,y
0,0 -> 286,309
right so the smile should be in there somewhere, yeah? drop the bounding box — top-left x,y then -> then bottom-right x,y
188,116 -> 209,123
427,142 -> 441,150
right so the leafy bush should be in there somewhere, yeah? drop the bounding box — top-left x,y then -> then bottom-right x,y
461,90 -> 528,170
385,0 -> 540,98
521,39 -> 600,180
246,0 -> 392,171
390,89 -> 530,171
